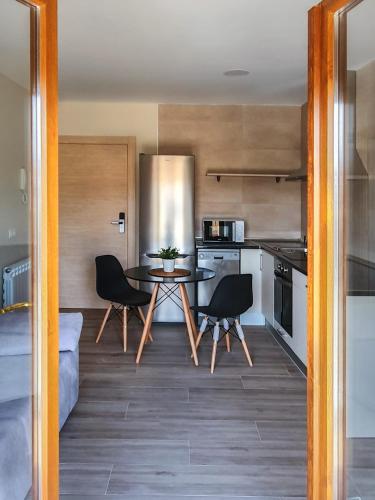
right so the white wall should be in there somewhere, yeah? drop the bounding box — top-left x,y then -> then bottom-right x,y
0,72 -> 30,307
0,72 -> 29,247
59,101 -> 158,156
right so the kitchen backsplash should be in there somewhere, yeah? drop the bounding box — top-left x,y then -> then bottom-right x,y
158,104 -> 302,239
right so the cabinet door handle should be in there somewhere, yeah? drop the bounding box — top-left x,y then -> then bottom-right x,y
260,253 -> 263,271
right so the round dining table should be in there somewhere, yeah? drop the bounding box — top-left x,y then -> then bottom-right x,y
124,265 -> 215,365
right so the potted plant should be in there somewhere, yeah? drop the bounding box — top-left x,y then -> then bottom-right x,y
158,246 -> 179,272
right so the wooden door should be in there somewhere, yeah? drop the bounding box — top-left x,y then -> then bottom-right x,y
59,137 -> 136,309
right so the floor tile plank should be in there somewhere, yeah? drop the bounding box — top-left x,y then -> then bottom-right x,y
60,311 -> 307,497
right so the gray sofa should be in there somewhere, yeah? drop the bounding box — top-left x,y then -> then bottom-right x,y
0,312 -> 83,500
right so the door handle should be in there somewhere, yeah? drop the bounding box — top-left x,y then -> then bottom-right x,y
0,302 -> 31,315
111,212 -> 125,233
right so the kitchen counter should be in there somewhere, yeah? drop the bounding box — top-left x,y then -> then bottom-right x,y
195,239 -> 259,250
195,238 -> 308,275
196,239 -> 375,294
255,240 -> 308,276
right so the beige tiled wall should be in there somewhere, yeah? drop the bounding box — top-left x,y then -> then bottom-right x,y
158,104 -> 302,239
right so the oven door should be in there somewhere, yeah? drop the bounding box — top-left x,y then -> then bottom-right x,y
281,279 -> 293,336
203,220 -> 234,242
274,272 -> 283,326
274,271 -> 293,337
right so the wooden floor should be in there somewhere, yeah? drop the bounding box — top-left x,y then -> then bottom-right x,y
59,309 -> 307,499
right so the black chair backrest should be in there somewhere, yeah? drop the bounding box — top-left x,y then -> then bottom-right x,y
95,255 -> 132,301
208,274 -> 253,318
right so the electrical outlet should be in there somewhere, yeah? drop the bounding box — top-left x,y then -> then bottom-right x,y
8,228 -> 16,240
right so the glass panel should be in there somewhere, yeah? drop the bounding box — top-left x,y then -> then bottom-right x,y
0,1 -> 34,499
338,1 -> 375,497
203,220 -> 234,241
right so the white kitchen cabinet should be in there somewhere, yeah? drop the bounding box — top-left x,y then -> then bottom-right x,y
288,269 -> 307,365
240,249 -> 264,325
261,251 -> 274,326
346,296 -> 375,438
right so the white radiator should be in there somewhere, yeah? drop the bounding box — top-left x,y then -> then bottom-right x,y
2,258 -> 31,307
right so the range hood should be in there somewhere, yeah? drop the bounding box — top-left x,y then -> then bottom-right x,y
287,72 -> 368,182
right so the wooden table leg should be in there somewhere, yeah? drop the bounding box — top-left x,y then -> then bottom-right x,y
181,283 -> 198,340
136,284 -> 159,364
179,283 -> 199,366
138,306 -> 153,342
180,285 -> 198,341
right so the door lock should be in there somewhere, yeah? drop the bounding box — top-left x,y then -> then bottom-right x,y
111,212 -> 125,233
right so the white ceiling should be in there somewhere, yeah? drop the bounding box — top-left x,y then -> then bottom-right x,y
58,0 -> 317,105
1,0 -> 373,105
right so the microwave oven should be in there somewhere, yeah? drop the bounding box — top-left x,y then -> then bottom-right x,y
202,219 -> 245,243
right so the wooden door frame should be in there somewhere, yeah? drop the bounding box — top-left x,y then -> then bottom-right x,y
307,1 -> 362,499
58,136 -> 137,269
19,0 -> 59,498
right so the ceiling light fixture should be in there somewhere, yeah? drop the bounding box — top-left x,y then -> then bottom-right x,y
223,69 -> 250,77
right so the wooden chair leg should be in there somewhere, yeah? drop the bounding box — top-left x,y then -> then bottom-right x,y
225,333 -> 231,352
211,341 -> 217,374
210,321 -> 220,374
241,338 -> 253,367
96,303 -> 112,343
235,319 -> 253,367
223,319 -> 230,352
123,306 -> 128,352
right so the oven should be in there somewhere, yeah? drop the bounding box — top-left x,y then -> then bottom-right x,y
202,219 -> 244,243
274,257 -> 293,337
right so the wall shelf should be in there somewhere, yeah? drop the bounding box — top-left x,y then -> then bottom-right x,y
206,171 -> 292,183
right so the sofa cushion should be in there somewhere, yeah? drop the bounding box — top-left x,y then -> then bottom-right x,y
0,398 -> 31,500
0,311 -> 83,355
0,355 -> 31,404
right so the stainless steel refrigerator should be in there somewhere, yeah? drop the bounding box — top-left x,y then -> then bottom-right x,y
139,154 -> 195,322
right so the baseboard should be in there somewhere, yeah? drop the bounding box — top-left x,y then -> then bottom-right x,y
266,320 -> 307,377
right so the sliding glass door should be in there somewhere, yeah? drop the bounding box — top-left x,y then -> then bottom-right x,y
0,0 -> 58,498
0,2 -> 33,498
308,0 -> 375,498
335,1 -> 375,497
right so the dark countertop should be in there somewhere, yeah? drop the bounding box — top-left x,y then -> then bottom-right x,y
255,240 -> 308,276
195,238 -> 308,275
196,239 -> 375,294
195,239 -> 259,250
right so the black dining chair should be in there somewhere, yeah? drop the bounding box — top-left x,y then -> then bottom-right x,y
95,255 -> 152,352
191,274 -> 253,373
